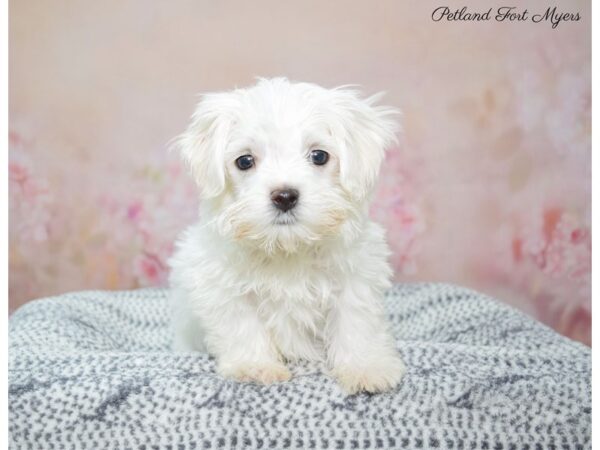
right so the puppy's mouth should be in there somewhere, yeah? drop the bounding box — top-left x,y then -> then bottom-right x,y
273,212 -> 297,225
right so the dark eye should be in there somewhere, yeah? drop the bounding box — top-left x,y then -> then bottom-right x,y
309,149 -> 329,166
235,155 -> 255,170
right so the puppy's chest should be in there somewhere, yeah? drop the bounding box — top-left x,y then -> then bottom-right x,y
249,269 -> 335,361
246,258 -> 339,318
246,259 -> 341,306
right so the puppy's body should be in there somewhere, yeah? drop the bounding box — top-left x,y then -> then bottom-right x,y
170,213 -> 392,360
169,78 -> 405,393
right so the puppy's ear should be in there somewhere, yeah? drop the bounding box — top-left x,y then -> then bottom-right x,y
332,90 -> 399,202
175,93 -> 234,198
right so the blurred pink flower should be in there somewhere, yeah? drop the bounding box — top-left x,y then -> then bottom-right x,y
9,134 -> 53,243
372,148 -> 426,276
133,252 -> 168,285
486,206 -> 591,345
127,201 -> 144,222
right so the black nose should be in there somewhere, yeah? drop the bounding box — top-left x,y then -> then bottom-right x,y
271,188 -> 299,212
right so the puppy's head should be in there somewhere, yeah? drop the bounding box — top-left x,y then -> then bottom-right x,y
177,78 -> 398,253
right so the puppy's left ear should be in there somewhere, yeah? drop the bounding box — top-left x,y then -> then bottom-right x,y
332,90 -> 400,202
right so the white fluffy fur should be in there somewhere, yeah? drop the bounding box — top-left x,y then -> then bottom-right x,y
169,78 -> 405,393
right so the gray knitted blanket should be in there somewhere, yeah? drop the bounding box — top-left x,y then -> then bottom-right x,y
9,284 -> 591,449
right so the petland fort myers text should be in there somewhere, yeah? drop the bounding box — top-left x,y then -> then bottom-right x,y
432,6 -> 580,28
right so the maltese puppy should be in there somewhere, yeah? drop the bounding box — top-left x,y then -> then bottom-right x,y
169,78 -> 405,394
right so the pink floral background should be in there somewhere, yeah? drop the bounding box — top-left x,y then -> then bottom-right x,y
9,0 -> 590,345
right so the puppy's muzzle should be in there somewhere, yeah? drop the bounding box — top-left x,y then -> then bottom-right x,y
271,188 -> 299,212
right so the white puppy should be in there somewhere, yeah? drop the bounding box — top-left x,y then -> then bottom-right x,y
168,78 -> 405,394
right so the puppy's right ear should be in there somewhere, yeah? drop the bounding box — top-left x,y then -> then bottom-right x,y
174,93 -> 234,199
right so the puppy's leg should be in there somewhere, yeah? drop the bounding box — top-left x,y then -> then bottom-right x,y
206,295 -> 291,385
326,281 -> 405,394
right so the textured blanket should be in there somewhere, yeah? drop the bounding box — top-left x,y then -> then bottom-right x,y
9,284 -> 591,449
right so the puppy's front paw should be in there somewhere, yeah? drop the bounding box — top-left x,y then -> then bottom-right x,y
332,355 -> 406,394
218,361 -> 292,385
